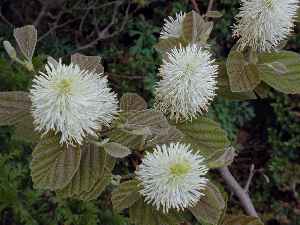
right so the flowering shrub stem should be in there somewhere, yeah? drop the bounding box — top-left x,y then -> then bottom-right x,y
219,166 -> 259,217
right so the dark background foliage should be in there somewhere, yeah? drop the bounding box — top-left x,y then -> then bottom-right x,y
0,0 -> 299,224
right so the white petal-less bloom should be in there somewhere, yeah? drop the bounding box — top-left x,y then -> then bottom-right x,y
30,61 -> 118,145
233,0 -> 299,52
160,12 -> 186,39
136,142 -> 209,213
155,44 -> 218,121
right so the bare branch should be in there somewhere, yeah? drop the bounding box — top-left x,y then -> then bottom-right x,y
206,0 -> 214,13
219,166 -> 259,218
190,0 -> 200,12
244,164 -> 256,192
34,3 -> 48,27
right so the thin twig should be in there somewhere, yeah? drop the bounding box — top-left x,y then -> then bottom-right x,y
190,0 -> 200,12
34,3 -> 48,26
244,164 -> 255,192
219,166 -> 259,217
206,0 -> 214,13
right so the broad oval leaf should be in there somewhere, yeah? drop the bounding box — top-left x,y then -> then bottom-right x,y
120,93 -> 147,111
189,182 -> 226,225
226,50 -> 261,92
182,10 -> 213,44
175,117 -> 230,160
31,135 -> 81,190
103,142 -> 131,158
13,25 -> 37,60
129,198 -> 183,225
57,143 -> 107,197
154,37 -> 181,56
146,126 -> 183,148
217,61 -> 257,100
0,91 -> 31,126
222,215 -> 264,225
71,53 -> 104,74
108,129 -> 145,150
258,51 -> 300,94
207,147 -> 236,169
111,179 -> 141,213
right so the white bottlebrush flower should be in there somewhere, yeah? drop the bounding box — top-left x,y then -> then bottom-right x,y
30,61 -> 118,145
136,142 -> 209,213
160,12 -> 186,39
233,0 -> 299,52
155,44 -> 218,121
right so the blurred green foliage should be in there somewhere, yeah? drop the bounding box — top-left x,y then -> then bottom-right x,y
0,0 -> 299,224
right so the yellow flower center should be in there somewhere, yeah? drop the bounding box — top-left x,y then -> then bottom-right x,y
170,162 -> 191,177
56,79 -> 72,95
264,0 -> 273,8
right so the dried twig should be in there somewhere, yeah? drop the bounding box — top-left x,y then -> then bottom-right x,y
206,0 -> 214,13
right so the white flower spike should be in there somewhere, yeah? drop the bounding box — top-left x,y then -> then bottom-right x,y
30,61 -> 118,145
136,142 -> 209,213
160,12 -> 186,39
155,44 -> 218,121
233,0 -> 299,52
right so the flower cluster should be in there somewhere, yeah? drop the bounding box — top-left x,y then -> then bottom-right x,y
155,44 -> 218,121
136,143 -> 209,213
30,61 -> 118,145
233,0 -> 299,52
160,12 -> 186,39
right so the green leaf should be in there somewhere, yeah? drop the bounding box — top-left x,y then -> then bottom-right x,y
0,91 -> 31,126
124,110 -> 169,133
111,179 -> 142,213
175,117 -> 230,160
13,25 -> 37,60
190,182 -> 226,225
57,143 -> 107,196
103,142 -> 131,158
217,62 -> 257,101
207,147 -> 236,169
226,50 -> 261,92
13,113 -> 40,143
205,11 -> 223,18
258,51 -> 300,94
108,129 -> 145,150
154,38 -> 181,56
30,135 -> 81,190
129,199 -> 183,225
182,10 -> 213,44
71,53 -> 104,74
146,126 -> 183,148
58,148 -> 115,201
222,215 -> 264,225
120,93 -> 147,111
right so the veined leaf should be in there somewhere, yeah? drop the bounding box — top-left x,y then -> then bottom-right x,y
31,135 -> 81,190
207,147 -> 236,169
226,50 -> 261,92
258,51 -> 300,94
71,53 -> 104,74
129,198 -> 183,225
175,117 -> 230,161
103,142 -> 131,158
0,91 -> 31,126
190,182 -> 226,225
146,126 -> 183,148
182,10 -> 213,44
217,61 -> 257,101
13,25 -> 37,60
222,215 -> 264,225
111,179 -> 141,213
120,93 -> 147,111
57,143 -> 106,196
108,129 -> 145,150
154,37 -> 181,56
